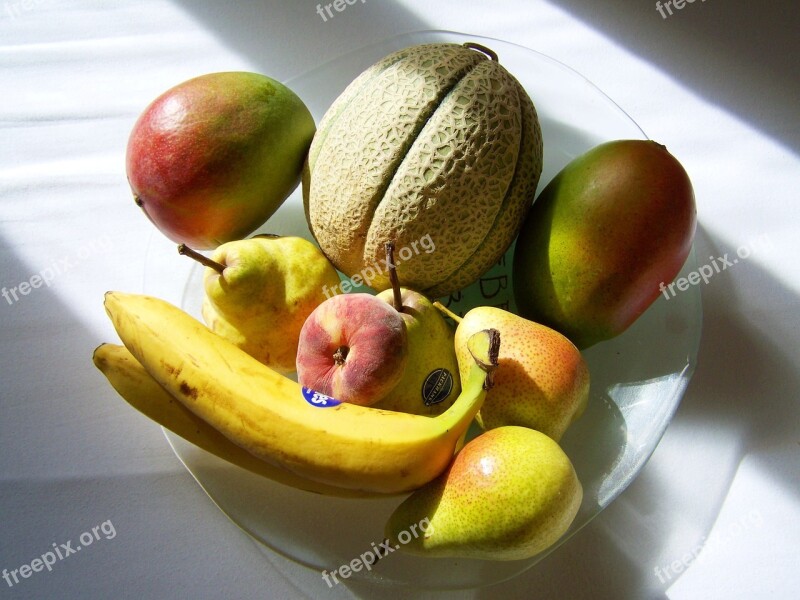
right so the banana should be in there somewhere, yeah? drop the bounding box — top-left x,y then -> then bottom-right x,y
93,343 -> 382,498
101,292 -> 500,494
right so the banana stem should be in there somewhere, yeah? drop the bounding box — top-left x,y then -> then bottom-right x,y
385,241 -> 403,312
177,244 -> 225,274
432,301 -> 463,324
471,328 -> 500,390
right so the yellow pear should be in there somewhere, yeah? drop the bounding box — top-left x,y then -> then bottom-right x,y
385,426 -> 582,560
180,235 -> 341,374
372,243 -> 461,415
436,303 -> 589,441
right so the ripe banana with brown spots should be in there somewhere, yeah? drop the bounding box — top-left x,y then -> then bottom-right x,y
97,292 -> 499,494
93,342 -> 381,498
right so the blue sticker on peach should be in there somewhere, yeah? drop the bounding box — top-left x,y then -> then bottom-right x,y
302,386 -> 342,407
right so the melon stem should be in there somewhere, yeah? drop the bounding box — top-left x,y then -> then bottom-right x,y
463,42 -> 498,62
432,301 -> 463,324
177,244 -> 225,274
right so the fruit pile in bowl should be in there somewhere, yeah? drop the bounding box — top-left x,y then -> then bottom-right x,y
95,33 -> 698,586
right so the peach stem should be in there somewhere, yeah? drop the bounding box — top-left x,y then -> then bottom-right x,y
333,346 -> 349,365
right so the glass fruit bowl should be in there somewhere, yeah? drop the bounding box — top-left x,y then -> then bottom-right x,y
142,30 -> 702,590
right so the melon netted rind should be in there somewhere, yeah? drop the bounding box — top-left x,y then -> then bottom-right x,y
302,45 -> 423,226
363,58 -> 523,292
305,43 -> 486,276
425,68 -> 543,298
304,42 -> 543,298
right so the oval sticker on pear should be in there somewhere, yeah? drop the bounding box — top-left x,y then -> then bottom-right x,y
422,369 -> 455,406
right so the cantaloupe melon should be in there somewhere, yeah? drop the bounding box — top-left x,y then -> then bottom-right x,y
303,42 -> 543,298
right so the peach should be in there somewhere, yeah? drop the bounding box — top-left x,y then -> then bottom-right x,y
296,293 -> 408,406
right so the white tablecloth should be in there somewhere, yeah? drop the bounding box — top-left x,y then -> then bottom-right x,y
2,1 -> 798,598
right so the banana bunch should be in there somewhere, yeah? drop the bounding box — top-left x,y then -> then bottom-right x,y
94,292 -> 499,496
93,343 -> 377,498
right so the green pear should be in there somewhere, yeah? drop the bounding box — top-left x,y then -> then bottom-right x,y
180,235 -> 341,374
372,243 -> 460,415
436,303 -> 589,442
385,426 -> 582,560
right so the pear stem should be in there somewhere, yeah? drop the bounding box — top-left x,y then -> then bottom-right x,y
385,241 -> 403,312
432,301 -> 463,324
177,244 -> 225,274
